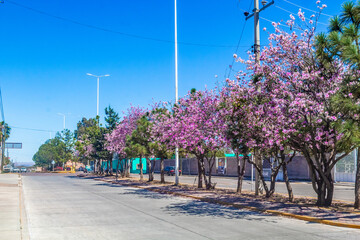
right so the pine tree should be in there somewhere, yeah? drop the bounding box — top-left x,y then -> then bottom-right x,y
316,1 -> 360,209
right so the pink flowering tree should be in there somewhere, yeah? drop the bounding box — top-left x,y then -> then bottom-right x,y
149,106 -> 175,183
106,106 -> 145,178
221,78 -> 296,200
220,81 -> 253,194
233,3 -> 359,206
156,89 -> 226,189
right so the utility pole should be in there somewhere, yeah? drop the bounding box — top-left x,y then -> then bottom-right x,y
0,125 -> 5,173
245,0 -> 274,195
57,113 -> 67,130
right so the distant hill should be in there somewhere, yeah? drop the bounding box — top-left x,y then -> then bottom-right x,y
14,162 -> 34,167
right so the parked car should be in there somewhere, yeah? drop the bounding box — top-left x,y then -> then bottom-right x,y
13,168 -> 20,173
164,166 -> 181,176
21,167 -> 27,173
85,165 -> 93,173
3,165 -> 13,173
54,166 -> 63,171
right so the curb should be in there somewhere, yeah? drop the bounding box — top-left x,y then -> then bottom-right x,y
100,178 -> 360,230
18,175 -> 30,240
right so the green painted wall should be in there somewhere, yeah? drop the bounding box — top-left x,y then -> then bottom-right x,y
130,158 -> 148,174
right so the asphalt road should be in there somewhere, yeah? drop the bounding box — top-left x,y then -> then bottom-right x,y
21,174 -> 360,240
132,173 -> 355,202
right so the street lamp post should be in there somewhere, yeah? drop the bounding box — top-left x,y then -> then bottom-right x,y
57,113 -> 66,130
174,0 -> 179,185
86,73 -> 110,117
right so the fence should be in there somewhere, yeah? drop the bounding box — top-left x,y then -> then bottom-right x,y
335,150 -> 357,183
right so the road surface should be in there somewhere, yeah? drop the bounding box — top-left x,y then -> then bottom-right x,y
21,174 -> 359,240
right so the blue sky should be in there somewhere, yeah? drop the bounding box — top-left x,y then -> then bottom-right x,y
0,0 -> 340,163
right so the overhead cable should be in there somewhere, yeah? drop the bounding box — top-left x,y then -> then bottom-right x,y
6,0 -> 249,48
280,0 -> 333,17
275,5 -> 327,25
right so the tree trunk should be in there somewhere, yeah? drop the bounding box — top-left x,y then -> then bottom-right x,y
207,158 -> 213,190
151,159 -> 156,182
109,158 -> 113,176
254,149 -> 262,196
160,157 -> 165,183
139,156 -> 143,181
268,162 -> 281,198
125,159 -> 130,177
355,148 -> 360,209
304,153 -> 335,206
199,158 -> 209,189
236,155 -> 246,194
282,163 -> 294,202
314,173 -> 334,206
107,160 -> 110,175
147,158 -> 154,182
197,158 -> 203,188
115,160 -> 120,181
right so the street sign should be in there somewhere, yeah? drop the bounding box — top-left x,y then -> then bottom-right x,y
5,142 -> 22,149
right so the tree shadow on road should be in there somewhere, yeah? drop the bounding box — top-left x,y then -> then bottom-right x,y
162,199 -> 278,223
121,188 -> 174,200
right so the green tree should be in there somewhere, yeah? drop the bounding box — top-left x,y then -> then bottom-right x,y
125,115 -> 153,181
74,117 -> 97,140
0,121 -> 11,170
0,121 -> 11,141
56,129 -> 75,162
105,106 -> 120,131
316,1 -> 360,208
104,106 -> 119,173
75,117 -> 112,175
33,138 -> 67,169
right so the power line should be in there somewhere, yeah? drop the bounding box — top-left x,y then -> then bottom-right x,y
225,0 -> 253,79
259,16 -> 301,30
10,126 -> 56,133
227,21 -> 248,79
6,0 -> 250,49
280,0 -> 333,18
274,5 -> 327,25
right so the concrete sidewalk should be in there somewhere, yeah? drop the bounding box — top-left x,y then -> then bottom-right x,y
0,174 -> 28,240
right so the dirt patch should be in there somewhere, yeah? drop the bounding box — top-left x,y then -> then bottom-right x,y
0,183 -> 18,187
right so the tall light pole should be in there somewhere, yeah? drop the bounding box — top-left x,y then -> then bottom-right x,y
174,0 -> 180,185
86,73 -> 110,117
57,113 -> 66,130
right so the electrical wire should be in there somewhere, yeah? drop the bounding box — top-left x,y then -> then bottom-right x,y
280,0 -> 333,18
225,0 -> 253,79
274,5 -> 327,25
6,0 -> 250,49
259,16 -> 301,30
10,126 -> 56,133
227,21 -> 248,78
